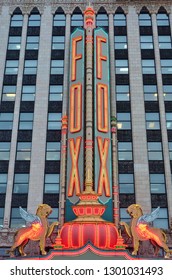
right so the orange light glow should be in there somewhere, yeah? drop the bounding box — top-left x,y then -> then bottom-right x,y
97,83 -> 109,133
68,137 -> 82,197
96,36 -> 107,79
71,36 -> 83,81
97,137 -> 110,197
69,83 -> 82,133
136,224 -> 163,247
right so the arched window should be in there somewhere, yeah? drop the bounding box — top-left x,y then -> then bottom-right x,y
71,7 -> 83,29
96,7 -> 108,28
139,7 -> 152,26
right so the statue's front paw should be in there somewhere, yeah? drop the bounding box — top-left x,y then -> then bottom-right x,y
41,251 -> 47,255
132,251 -> 137,255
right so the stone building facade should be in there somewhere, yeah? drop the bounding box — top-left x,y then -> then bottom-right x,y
0,0 -> 172,257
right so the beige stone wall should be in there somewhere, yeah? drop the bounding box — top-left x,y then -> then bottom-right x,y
0,0 -> 172,250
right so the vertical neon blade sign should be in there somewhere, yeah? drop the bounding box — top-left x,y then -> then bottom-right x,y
65,29 -> 85,221
94,28 -> 113,221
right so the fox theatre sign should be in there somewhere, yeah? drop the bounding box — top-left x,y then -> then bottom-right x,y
64,7 -> 115,224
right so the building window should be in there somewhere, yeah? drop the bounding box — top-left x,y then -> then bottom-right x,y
0,174 -> 7,193
160,59 -> 172,74
144,85 -> 158,101
10,208 -> 26,228
16,142 -> 31,160
150,174 -> 165,193
117,113 -> 131,130
114,36 -> 127,49
0,208 -> 4,227
53,14 -> 66,26
158,35 -> 172,49
116,85 -> 130,101
114,14 -> 126,26
28,14 -> 41,27
71,14 -> 83,27
5,60 -> 19,75
13,174 -> 29,193
10,14 -> 23,27
120,208 -> 130,223
8,36 -> 21,50
166,113 -> 172,129
51,60 -> 64,75
115,60 -> 128,74
46,142 -> 61,161
0,143 -> 10,160
2,85 -> 16,101
96,13 -> 108,27
21,85 -> 36,101
118,142 -> 133,160
0,113 -> 14,130
140,36 -> 153,49
147,142 -> 163,160
157,14 -> 169,26
19,113 -> 34,130
119,174 -> 134,193
48,113 -> 62,130
48,208 -> 59,223
26,36 -> 39,50
142,59 -> 155,74
44,174 -> 59,193
139,13 -> 151,26
146,113 -> 160,129
52,36 -> 65,50
24,60 -> 37,75
152,208 -> 168,229
163,85 -> 172,101
168,142 -> 172,160
49,85 -> 63,101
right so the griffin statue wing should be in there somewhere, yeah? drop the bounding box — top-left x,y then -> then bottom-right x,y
19,206 -> 42,227
137,206 -> 160,226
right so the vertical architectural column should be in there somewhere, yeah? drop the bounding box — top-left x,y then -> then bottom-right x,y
84,8 -> 95,191
152,13 -> 172,220
4,13 -> 29,226
27,6 -> 53,212
127,6 -> 151,212
59,13 -> 71,227
108,13 -> 119,225
169,11 -> 172,35
0,6 -> 10,101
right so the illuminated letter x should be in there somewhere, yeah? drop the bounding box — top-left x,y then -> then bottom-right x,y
68,137 -> 82,196
97,137 -> 110,197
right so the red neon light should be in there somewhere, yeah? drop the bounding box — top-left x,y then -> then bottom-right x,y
60,223 -> 119,250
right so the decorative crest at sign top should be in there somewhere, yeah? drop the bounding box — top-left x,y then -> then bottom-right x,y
84,4 -> 95,28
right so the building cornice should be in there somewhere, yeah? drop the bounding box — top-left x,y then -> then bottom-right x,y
0,1 -> 172,15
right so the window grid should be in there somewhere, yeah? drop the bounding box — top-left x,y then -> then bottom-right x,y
147,142 -> 163,160
48,113 -> 62,130
0,113 -> 14,130
2,85 -> 16,101
13,174 -> 29,193
146,113 -> 160,130
46,142 -> 61,161
0,174 -> 7,193
0,143 -> 11,160
16,142 -> 32,161
118,142 -> 133,161
44,174 -> 60,193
